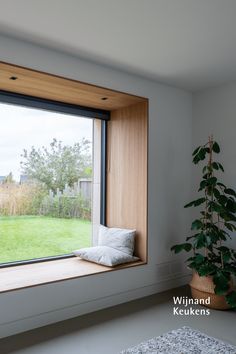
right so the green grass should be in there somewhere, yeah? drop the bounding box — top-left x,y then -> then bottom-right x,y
0,216 -> 91,264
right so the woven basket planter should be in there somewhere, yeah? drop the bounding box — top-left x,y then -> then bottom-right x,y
189,272 -> 233,310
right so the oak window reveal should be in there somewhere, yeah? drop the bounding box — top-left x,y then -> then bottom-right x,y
0,91 -> 109,267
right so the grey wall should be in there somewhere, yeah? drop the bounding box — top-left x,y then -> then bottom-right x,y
193,83 -> 236,251
0,35 -> 192,338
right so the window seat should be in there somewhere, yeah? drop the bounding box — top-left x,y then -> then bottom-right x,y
0,257 -> 145,293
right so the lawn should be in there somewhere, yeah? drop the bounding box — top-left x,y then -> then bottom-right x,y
0,216 -> 91,264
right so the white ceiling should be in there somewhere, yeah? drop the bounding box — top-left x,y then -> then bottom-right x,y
0,0 -> 236,91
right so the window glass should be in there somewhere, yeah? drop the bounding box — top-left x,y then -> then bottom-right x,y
0,102 -> 94,264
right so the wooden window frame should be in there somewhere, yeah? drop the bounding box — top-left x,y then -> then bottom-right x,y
0,61 -> 148,292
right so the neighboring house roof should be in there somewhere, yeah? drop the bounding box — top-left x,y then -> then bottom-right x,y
20,175 -> 28,183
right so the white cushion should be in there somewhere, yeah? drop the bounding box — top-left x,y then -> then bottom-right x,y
98,225 -> 136,256
73,246 -> 139,267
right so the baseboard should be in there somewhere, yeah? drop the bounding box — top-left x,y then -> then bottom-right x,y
0,273 -> 191,339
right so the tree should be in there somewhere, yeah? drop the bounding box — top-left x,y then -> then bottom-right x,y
20,138 -> 92,192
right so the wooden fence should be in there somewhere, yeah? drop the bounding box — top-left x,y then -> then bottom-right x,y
40,179 -> 92,219
50,179 -> 92,200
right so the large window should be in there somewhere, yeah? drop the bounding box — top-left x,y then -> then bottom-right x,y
0,93 -> 108,266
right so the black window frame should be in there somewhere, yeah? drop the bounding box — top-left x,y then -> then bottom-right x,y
0,90 -> 109,268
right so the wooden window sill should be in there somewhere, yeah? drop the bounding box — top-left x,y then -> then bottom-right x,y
0,258 -> 146,293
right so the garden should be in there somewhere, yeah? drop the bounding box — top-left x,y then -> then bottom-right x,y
0,138 -> 92,264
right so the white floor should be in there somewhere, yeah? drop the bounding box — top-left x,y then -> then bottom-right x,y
1,286 -> 235,354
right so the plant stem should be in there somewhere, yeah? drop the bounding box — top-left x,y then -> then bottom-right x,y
205,135 -> 214,258
208,135 -> 213,166
209,136 -> 214,225
204,187 -> 208,258
217,214 -> 224,269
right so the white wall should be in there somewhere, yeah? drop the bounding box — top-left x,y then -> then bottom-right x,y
0,34 -> 192,338
193,83 -> 236,251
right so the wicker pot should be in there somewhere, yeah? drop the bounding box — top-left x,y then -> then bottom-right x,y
189,272 -> 233,310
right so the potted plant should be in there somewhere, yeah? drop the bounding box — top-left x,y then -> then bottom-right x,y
171,136 -> 236,309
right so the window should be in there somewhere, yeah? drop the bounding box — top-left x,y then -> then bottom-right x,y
0,62 -> 148,281
0,92 -> 109,267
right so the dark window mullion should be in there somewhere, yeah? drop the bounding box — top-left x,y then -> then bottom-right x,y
0,90 -> 110,121
100,120 -> 107,225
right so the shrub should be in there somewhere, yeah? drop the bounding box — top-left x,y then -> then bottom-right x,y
0,183 -> 47,216
40,194 -> 91,220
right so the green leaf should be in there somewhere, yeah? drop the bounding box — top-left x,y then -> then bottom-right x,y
186,254 -> 206,270
212,162 -> 219,170
217,182 -> 226,189
213,188 -> 220,199
199,148 -> 207,160
206,230 -> 220,244
194,197 -> 206,206
205,234 -> 215,246
188,262 -> 196,269
199,180 -> 207,190
191,219 -> 203,230
198,263 -> 216,276
192,145 -> 201,156
224,223 -> 236,231
186,233 -> 200,241
224,264 -> 236,276
212,141 -> 220,153
213,272 -> 231,295
194,253 -> 205,264
184,200 -> 195,208
222,251 -> 231,263
193,147 -> 207,164
224,188 -> 236,197
193,155 -> 200,164
207,176 -> 217,185
224,223 -> 234,232
184,198 -> 206,208
209,201 -> 223,213
219,229 -> 230,241
171,243 -> 192,254
214,283 -> 229,295
218,163 -> 224,172
199,177 -> 217,191
226,291 -> 236,308
217,247 -> 232,263
226,199 -> 236,213
194,233 -> 206,249
202,165 -> 207,173
217,246 -> 230,252
221,211 -> 236,222
218,195 -> 228,206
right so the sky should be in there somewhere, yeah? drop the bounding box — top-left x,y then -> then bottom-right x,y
0,102 -> 93,182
